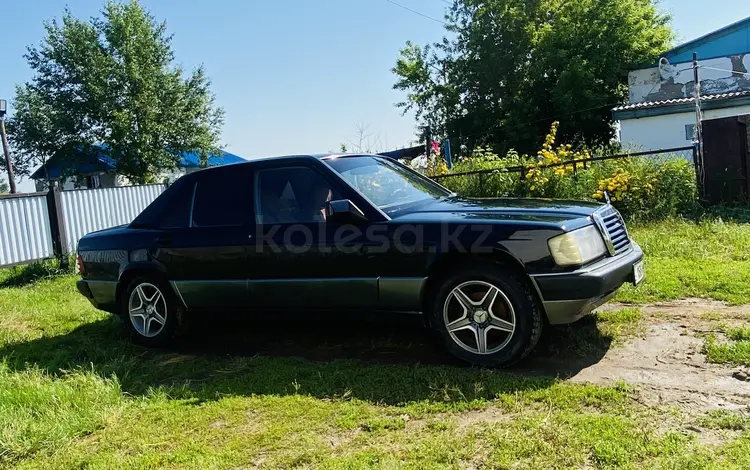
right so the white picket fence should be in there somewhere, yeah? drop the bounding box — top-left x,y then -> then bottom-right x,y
0,194 -> 55,267
0,184 -> 166,268
61,185 -> 165,253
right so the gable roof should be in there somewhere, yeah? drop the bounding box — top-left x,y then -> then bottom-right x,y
663,16 -> 750,63
31,146 -> 245,180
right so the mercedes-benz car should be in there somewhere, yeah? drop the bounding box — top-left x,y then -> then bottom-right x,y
75,154 -> 644,366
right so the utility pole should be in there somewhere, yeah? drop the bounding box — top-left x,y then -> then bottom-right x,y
424,125 -> 432,159
692,52 -> 704,198
0,99 -> 17,194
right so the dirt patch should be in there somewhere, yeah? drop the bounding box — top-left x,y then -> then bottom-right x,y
564,300 -> 750,411
454,407 -> 511,430
601,298 -> 750,323
0,318 -> 36,333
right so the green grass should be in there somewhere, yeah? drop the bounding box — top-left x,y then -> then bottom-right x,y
617,219 -> 750,304
704,327 -> 750,365
2,219 -> 750,468
698,410 -> 750,431
0,272 -> 748,469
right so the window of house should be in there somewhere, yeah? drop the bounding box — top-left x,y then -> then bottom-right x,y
86,175 -> 101,189
256,166 -> 339,224
191,170 -> 249,227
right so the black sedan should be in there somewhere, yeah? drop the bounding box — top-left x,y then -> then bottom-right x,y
76,154 -> 644,366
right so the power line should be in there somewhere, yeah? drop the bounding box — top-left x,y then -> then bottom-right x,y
383,0 -> 447,25
438,0 -> 453,5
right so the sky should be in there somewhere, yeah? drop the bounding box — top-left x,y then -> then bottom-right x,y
2,0 -> 750,192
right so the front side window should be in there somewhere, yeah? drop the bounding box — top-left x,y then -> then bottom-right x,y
191,170 -> 248,227
325,156 -> 451,210
256,166 -> 340,224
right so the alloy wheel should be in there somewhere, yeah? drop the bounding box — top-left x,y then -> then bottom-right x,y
442,280 -> 516,355
128,282 -> 168,338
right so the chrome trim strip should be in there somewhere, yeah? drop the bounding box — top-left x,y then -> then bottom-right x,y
170,280 -> 189,309
592,211 -> 616,256
189,182 -> 198,228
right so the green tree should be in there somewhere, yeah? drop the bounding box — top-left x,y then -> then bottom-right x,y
7,0 -> 224,183
393,0 -> 672,156
0,177 -> 8,193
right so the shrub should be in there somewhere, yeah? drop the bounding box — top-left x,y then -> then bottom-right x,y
438,122 -> 698,221
447,147 -> 530,197
589,156 -> 698,221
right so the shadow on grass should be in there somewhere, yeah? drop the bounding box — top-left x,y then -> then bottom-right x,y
0,312 -> 611,405
693,205 -> 750,224
0,261 -> 71,289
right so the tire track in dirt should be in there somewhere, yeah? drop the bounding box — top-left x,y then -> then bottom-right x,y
567,299 -> 750,411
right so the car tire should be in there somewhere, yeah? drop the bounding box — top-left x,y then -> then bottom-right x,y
121,276 -> 186,347
429,262 -> 543,367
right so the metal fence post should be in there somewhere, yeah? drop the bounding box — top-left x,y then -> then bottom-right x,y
46,185 -> 69,269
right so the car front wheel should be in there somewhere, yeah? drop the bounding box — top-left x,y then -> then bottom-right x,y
430,263 -> 543,367
122,277 -> 184,346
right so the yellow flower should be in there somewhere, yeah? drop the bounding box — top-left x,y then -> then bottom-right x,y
530,185 -> 535,191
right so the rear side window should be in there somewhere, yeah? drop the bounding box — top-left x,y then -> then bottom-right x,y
132,179 -> 193,229
159,181 -> 194,228
191,168 -> 249,227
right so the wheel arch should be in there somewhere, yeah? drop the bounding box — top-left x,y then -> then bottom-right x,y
421,249 -> 542,327
116,261 -> 172,315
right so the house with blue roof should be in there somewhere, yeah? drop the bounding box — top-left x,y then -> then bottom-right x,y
613,16 -> 750,156
31,145 -> 246,191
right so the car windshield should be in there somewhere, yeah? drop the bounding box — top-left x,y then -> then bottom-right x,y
325,156 -> 452,210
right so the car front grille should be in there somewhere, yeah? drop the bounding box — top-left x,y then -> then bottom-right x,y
597,206 -> 631,255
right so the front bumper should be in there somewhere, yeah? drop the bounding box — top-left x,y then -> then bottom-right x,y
77,279 -> 119,314
530,242 -> 644,325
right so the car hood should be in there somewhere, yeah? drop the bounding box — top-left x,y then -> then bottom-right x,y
387,196 -> 603,225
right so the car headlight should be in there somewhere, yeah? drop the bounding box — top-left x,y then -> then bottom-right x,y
548,225 -> 607,266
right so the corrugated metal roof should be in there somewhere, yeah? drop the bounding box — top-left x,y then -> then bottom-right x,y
612,90 -> 750,112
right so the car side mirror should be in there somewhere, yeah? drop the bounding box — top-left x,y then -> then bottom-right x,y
325,199 -> 368,224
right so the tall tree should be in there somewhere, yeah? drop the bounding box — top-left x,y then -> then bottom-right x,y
0,177 -> 8,193
7,0 -> 224,183
393,0 -> 672,155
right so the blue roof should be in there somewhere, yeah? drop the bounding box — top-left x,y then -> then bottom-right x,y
662,16 -> 750,63
31,145 -> 246,180
179,150 -> 246,168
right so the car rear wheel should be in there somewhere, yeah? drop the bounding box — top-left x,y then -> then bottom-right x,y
430,263 -> 543,367
122,277 -> 185,347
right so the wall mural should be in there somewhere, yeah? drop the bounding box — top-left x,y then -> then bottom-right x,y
628,54 -> 750,103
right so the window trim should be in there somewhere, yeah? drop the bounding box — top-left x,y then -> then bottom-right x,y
189,182 -> 198,228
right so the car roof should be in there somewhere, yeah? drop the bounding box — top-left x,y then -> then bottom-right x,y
185,153 -> 386,177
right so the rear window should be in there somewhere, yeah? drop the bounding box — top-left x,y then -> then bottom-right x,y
191,168 -> 249,227
132,179 -> 192,228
